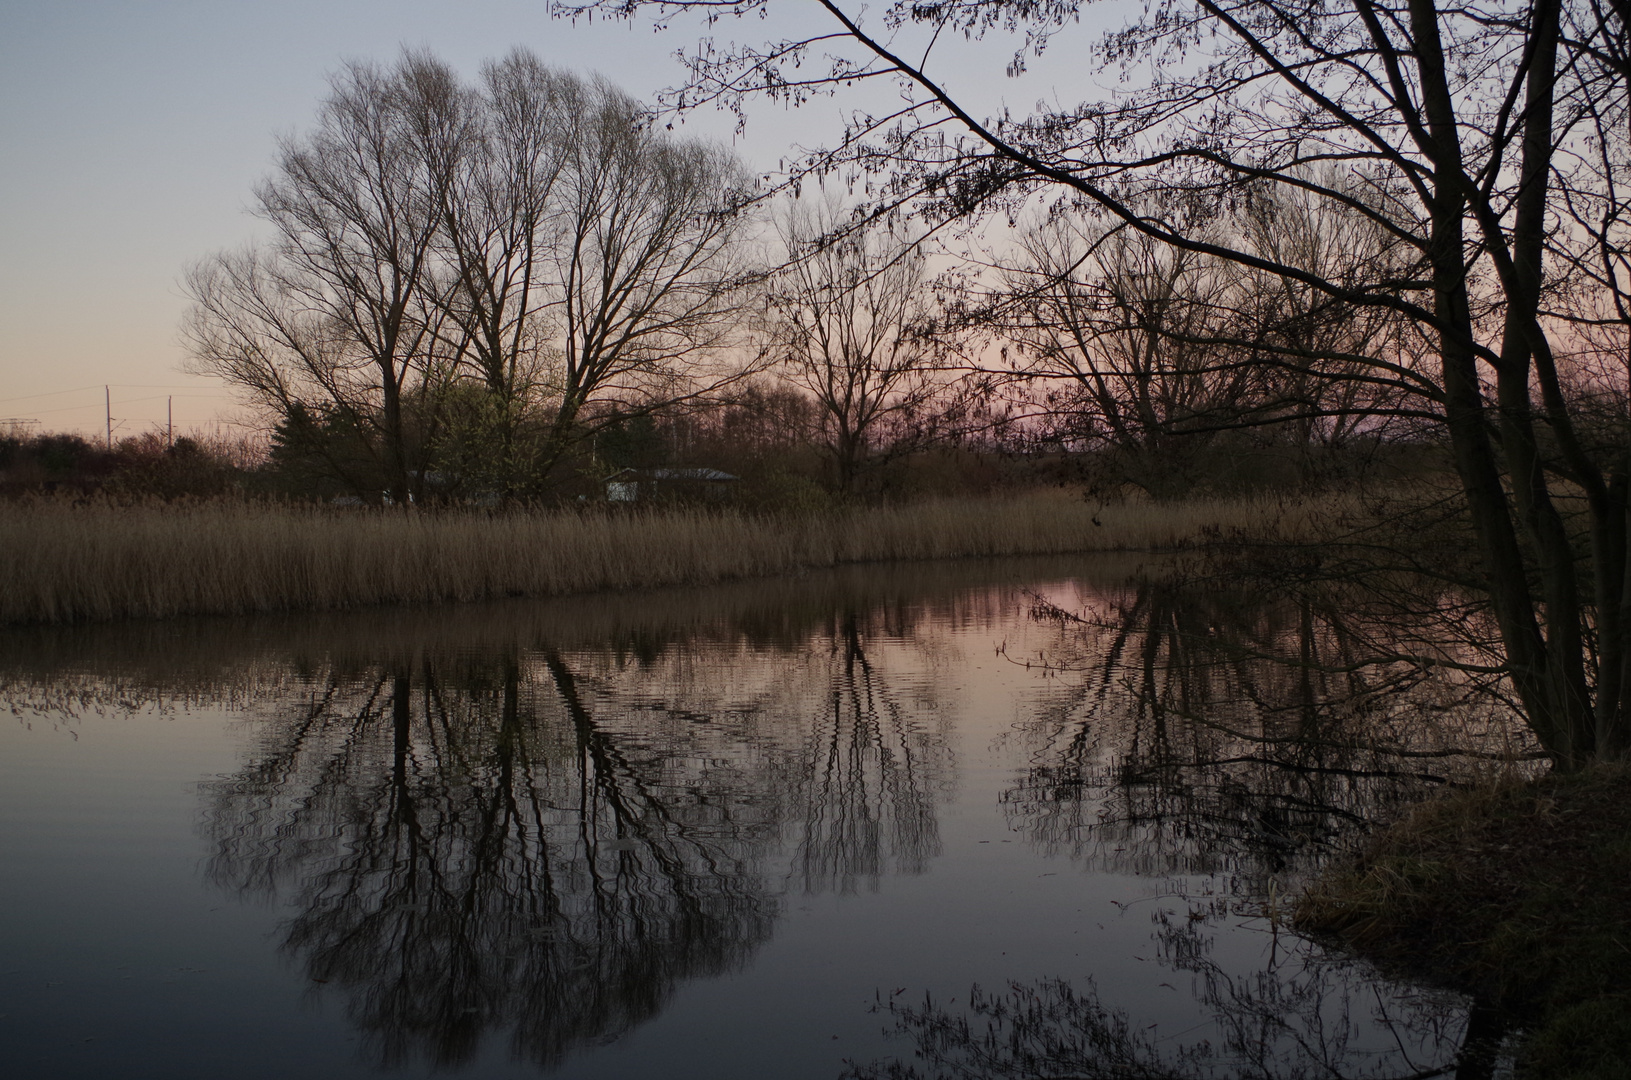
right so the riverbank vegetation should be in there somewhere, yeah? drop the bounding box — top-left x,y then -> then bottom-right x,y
1297,767 -> 1631,1078
0,489 -> 1333,624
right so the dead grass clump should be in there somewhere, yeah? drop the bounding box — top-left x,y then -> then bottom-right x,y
1295,765 -> 1631,1078
0,489 -> 1338,624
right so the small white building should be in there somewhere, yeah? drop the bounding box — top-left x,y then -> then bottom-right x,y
605,467 -> 738,503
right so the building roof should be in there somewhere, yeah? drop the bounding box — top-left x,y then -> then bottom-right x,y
604,468 -> 739,482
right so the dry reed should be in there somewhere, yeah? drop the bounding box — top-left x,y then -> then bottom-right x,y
0,489 -> 1340,624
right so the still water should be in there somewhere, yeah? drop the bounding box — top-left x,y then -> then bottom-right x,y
1,557 -> 1516,1079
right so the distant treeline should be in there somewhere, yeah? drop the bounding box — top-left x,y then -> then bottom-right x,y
0,397 -> 1428,506
0,429 -> 258,500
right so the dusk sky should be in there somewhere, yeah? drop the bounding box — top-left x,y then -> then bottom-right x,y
0,1 -> 1100,438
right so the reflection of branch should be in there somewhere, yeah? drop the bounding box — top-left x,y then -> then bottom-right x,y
1150,709 -> 1548,762
1025,590 -> 1514,676
843,979 -> 1180,1080
191,610 -> 957,1069
1002,583 -> 1533,879
1191,755 -> 1450,785
843,922 -> 1474,1078
789,614 -> 948,893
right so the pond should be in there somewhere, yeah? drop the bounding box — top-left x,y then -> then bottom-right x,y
0,556 -> 1521,1079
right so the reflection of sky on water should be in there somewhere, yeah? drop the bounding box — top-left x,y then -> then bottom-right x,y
0,558 -> 1515,1078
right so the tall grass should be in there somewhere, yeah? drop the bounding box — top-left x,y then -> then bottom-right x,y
0,490 -> 1339,624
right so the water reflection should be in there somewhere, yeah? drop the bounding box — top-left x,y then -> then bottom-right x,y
843,927 -> 1484,1080
198,604 -> 954,1070
787,614 -> 951,893
835,578 -> 1525,1080
1003,582 -> 1530,885
203,652 -> 773,1067
846,908 -> 1511,1080
0,559 -> 1520,1078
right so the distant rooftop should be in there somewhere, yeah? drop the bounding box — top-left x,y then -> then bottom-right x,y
604,467 -> 739,482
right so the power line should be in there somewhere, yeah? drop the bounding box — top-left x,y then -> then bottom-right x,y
18,396 -> 222,416
0,383 -> 221,406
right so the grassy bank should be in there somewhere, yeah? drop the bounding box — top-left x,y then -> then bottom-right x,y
0,490 -> 1329,624
1295,767 -> 1631,1078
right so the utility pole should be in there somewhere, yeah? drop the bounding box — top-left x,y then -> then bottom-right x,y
105,385 -> 111,450
167,397 -> 173,450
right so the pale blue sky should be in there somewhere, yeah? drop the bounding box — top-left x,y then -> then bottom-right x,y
0,1 -> 1105,436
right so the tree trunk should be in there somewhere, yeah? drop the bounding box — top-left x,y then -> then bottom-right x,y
1409,0 -> 1583,767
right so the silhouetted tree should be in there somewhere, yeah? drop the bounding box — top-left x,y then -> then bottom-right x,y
568,0 -> 1631,768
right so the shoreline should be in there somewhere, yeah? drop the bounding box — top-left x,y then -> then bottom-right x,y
0,490 -> 1330,625
1295,766 -> 1631,1078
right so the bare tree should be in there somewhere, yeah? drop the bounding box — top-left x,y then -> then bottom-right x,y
187,50 -> 760,501
763,200 -> 943,496
437,64 -> 764,493
186,52 -> 466,502
991,180 -> 1419,496
432,51 -> 574,496
567,0 -> 1631,768
993,220 -> 1253,497
1226,179 -> 1423,477
538,79 -> 760,485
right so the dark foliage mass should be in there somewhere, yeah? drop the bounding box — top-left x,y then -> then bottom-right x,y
1298,766 -> 1631,1079
0,429 -> 255,499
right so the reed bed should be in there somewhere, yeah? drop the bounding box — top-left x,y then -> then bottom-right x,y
0,490 -> 1339,624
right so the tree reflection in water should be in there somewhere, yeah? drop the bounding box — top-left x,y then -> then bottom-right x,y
785,613 -> 952,894
842,927 -> 1486,1080
843,581 -> 1523,1080
4,566 -> 1524,1077
1003,583 -> 1531,884
203,613 -> 950,1070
